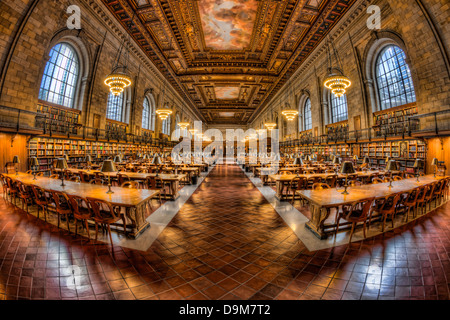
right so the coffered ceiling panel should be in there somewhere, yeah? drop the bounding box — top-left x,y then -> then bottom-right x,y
101,0 -> 357,124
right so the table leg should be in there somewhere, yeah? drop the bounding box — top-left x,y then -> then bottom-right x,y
125,202 -> 151,239
306,205 -> 331,239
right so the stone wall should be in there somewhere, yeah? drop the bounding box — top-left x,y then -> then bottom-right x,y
251,0 -> 450,140
0,0 -> 199,138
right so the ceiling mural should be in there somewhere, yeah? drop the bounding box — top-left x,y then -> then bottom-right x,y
199,0 -> 258,50
101,0 -> 357,124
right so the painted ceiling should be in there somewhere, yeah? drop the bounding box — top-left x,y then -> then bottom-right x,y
101,0 -> 357,124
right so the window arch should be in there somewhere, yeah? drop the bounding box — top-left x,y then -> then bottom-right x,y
162,115 -> 171,135
375,45 -> 416,110
329,93 -> 348,124
303,98 -> 312,131
142,94 -> 156,130
38,43 -> 79,108
107,92 -> 127,123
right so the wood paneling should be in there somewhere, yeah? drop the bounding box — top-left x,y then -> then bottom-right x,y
0,133 -> 29,173
425,137 -> 450,175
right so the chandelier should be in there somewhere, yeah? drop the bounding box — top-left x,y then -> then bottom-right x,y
104,68 -> 132,96
324,37 -> 351,98
282,109 -> 298,121
264,122 -> 277,130
188,128 -> 197,135
177,122 -> 189,130
156,108 -> 172,120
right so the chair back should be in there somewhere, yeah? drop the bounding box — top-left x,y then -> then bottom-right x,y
325,175 -> 337,188
49,174 -> 60,179
345,197 -> 375,221
31,185 -> 47,205
312,183 -> 331,190
51,190 -> 71,212
67,194 -> 92,219
121,181 -> 139,189
69,175 -> 81,183
381,193 -> 402,211
372,178 -> 384,184
393,175 -> 403,181
146,176 -> 158,189
117,173 -> 130,186
5,176 -> 17,192
95,172 -> 105,179
89,178 -> 104,185
86,197 -> 119,221
36,172 -> 44,177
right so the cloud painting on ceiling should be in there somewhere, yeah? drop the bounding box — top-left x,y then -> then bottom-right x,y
215,87 -> 240,99
199,0 -> 258,50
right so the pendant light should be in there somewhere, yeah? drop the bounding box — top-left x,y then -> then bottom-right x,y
104,19 -> 133,96
177,102 -> 190,130
323,37 -> 351,98
281,77 -> 298,121
156,83 -> 172,120
264,105 -> 277,130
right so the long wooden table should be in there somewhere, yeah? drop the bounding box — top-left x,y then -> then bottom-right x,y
5,173 -> 161,239
297,175 -> 447,239
57,168 -> 187,200
268,170 -> 398,201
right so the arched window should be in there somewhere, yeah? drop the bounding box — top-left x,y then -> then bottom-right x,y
303,98 -> 312,131
330,93 -> 348,123
106,92 -> 125,122
142,95 -> 155,130
38,43 -> 79,108
162,116 -> 171,135
375,45 -> 416,110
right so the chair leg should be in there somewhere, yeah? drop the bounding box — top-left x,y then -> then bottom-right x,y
95,222 -> 99,241
66,215 -> 70,232
348,222 -> 356,243
107,224 -> 113,246
84,220 -> 91,240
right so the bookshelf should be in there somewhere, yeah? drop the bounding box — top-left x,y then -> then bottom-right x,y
372,103 -> 419,137
28,137 -> 159,174
36,101 -> 81,134
325,121 -> 349,141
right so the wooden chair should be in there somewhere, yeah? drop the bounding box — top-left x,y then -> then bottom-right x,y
30,185 -> 48,221
415,185 -> 429,216
50,191 -> 72,232
289,177 -> 308,204
312,183 -> 330,190
36,172 -> 44,177
95,172 -> 106,179
372,178 -> 384,184
405,174 -> 415,179
67,194 -> 92,240
16,181 -> 34,212
117,173 -> 130,186
325,175 -> 337,188
69,175 -> 81,183
89,178 -> 104,185
393,175 -> 403,181
424,182 -> 437,212
5,176 -> 18,205
348,180 -> 362,187
25,170 -> 32,174
145,176 -> 163,204
79,171 -> 90,183
49,174 -> 60,179
0,173 -> 9,199
401,187 -> 421,222
371,193 -> 402,232
86,197 -> 127,246
121,181 -> 139,189
307,176 -> 321,189
433,179 -> 447,206
335,197 -> 375,243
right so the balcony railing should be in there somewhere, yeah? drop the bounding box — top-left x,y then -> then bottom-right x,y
0,105 -> 177,148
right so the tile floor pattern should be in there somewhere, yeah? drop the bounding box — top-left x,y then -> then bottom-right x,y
0,164 -> 450,300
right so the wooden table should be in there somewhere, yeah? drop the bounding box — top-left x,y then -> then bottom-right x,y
59,168 -> 187,200
268,170 -> 398,201
298,175 -> 447,239
6,173 -> 160,239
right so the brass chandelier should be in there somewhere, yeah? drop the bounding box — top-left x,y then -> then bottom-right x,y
156,84 -> 172,120
281,77 -> 298,121
324,37 -> 351,98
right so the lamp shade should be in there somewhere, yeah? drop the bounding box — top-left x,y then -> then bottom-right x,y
293,158 -> 303,166
152,155 -> 162,165
101,160 -> 116,173
113,155 -> 121,163
63,154 -> 69,161
386,160 -> 398,172
55,158 -> 68,170
413,159 -> 422,168
340,161 -> 355,174
353,155 -> 359,161
333,157 -> 341,165
30,157 -> 39,167
85,155 -> 92,163
431,158 -> 439,166
12,155 -> 20,164
363,156 -> 370,164
305,155 -> 311,161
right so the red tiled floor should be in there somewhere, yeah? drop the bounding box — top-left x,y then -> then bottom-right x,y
0,164 -> 450,300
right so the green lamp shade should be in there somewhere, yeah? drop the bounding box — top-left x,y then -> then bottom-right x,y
293,158 -> 303,166
386,160 -> 398,171
85,155 -> 92,162
30,157 -> 39,167
63,154 -> 69,161
333,157 -> 341,165
101,160 -> 116,173
113,155 -> 121,163
55,158 -> 68,170
363,156 -> 370,164
431,158 -> 438,166
12,155 -> 20,164
340,161 -> 356,174
152,155 -> 162,165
